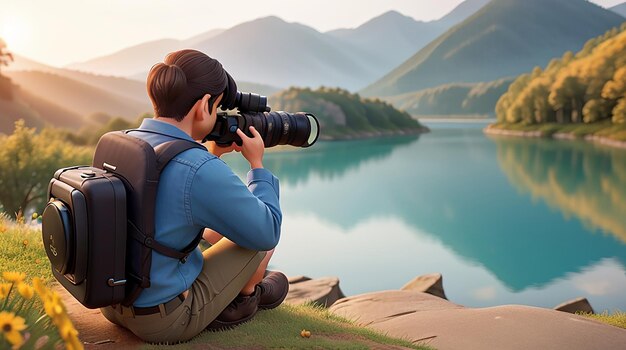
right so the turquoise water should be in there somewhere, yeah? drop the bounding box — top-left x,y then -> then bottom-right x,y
222,122 -> 626,311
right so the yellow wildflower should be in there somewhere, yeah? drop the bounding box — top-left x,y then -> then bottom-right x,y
32,278 -> 48,298
22,240 -> 28,247
43,291 -> 65,319
0,311 -> 27,348
17,283 -> 34,300
2,271 -> 25,284
0,283 -> 11,299
31,213 -> 38,220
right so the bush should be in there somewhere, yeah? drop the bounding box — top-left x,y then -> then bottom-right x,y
0,120 -> 92,217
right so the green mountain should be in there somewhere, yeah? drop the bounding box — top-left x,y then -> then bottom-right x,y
362,0 -> 626,97
270,87 -> 427,140
385,78 -> 513,117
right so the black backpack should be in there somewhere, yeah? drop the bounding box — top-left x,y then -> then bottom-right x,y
42,130 -> 205,308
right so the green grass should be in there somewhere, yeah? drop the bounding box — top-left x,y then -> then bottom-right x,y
579,311 -> 626,329
490,122 -> 626,141
0,214 -> 51,282
142,302 -> 430,350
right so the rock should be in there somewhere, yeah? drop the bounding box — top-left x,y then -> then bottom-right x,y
401,273 -> 447,299
287,275 -> 312,284
285,277 -> 345,307
554,297 -> 594,314
330,290 -> 626,350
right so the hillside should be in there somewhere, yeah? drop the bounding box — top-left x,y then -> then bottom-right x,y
270,87 -> 427,140
0,77 -> 83,133
385,78 -> 513,117
5,70 -> 151,120
362,0 -> 626,97
495,23 -> 626,125
326,0 -> 490,76
611,3 -> 626,17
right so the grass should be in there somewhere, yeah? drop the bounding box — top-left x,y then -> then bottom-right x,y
579,311 -> 626,329
0,213 -> 51,282
489,121 -> 626,141
142,302 -> 430,350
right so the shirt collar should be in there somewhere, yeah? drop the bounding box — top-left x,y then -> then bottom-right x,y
137,118 -> 195,142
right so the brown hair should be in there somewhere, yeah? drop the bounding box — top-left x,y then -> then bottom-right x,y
147,49 -> 233,121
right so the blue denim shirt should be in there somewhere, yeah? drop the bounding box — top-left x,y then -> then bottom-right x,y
129,119 -> 282,307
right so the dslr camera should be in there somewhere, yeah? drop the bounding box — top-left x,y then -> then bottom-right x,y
203,88 -> 319,148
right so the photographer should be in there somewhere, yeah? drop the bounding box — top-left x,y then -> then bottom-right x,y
100,49 -> 288,343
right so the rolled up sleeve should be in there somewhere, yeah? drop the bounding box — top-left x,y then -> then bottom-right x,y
190,159 -> 282,251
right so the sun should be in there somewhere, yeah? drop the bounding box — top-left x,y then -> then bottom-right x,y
0,18 -> 29,50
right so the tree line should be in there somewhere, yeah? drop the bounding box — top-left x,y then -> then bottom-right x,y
496,23 -> 626,125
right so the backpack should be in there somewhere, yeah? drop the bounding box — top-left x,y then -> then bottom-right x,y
41,130 -> 206,308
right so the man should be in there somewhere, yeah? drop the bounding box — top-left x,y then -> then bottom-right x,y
100,49 -> 288,343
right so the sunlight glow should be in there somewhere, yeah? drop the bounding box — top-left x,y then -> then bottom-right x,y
0,17 -> 29,51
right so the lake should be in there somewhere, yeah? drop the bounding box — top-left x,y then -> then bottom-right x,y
222,121 -> 626,312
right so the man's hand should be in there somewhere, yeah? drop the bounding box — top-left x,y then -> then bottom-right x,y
236,126 -> 264,169
206,141 -> 241,158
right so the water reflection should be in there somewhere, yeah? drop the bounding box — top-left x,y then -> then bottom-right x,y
223,128 -> 626,298
492,136 -> 626,244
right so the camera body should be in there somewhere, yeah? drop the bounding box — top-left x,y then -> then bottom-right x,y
203,91 -> 319,148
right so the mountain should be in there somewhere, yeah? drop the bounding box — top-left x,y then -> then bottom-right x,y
362,0 -> 626,97
5,70 -> 151,120
326,0 -> 490,74
67,2 -> 488,91
385,77 -> 513,116
0,76 -> 84,133
611,3 -> 626,17
270,87 -> 427,140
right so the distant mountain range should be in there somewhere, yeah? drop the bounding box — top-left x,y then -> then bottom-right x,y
611,2 -> 626,17
66,1 -> 489,90
362,0 -> 626,97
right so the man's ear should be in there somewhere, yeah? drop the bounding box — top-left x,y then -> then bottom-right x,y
194,94 -> 211,121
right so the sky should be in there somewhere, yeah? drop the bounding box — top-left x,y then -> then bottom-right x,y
1,0 -> 624,67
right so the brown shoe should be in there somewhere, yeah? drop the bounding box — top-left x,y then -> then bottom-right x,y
206,288 -> 260,331
257,271 -> 289,310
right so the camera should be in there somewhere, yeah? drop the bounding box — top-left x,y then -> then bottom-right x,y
203,91 -> 320,148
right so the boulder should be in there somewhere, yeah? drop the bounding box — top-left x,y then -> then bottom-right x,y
401,273 -> 447,299
287,275 -> 312,284
554,297 -> 595,314
285,277 -> 345,307
330,290 -> 626,350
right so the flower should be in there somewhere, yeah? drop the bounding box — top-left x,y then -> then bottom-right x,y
2,271 -> 25,284
43,292 -> 65,320
17,283 -> 34,300
22,240 -> 28,247
32,278 -> 47,298
0,283 -> 11,299
31,213 -> 38,220
0,311 -> 27,348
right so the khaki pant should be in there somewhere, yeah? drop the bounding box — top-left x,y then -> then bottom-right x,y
101,238 -> 265,343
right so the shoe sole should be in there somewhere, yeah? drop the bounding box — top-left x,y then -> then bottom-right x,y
205,308 -> 258,331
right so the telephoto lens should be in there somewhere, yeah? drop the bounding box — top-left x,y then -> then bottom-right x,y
203,111 -> 320,148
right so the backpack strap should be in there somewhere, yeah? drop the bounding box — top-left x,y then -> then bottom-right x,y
147,139 -> 207,263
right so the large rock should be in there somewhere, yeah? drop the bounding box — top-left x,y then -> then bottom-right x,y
285,277 -> 345,307
401,273 -> 447,299
330,290 -> 626,350
554,297 -> 595,314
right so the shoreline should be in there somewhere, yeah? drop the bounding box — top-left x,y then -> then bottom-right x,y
318,126 -> 430,142
483,124 -> 626,150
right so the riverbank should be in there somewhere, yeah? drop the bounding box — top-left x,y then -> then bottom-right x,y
484,122 -> 626,149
